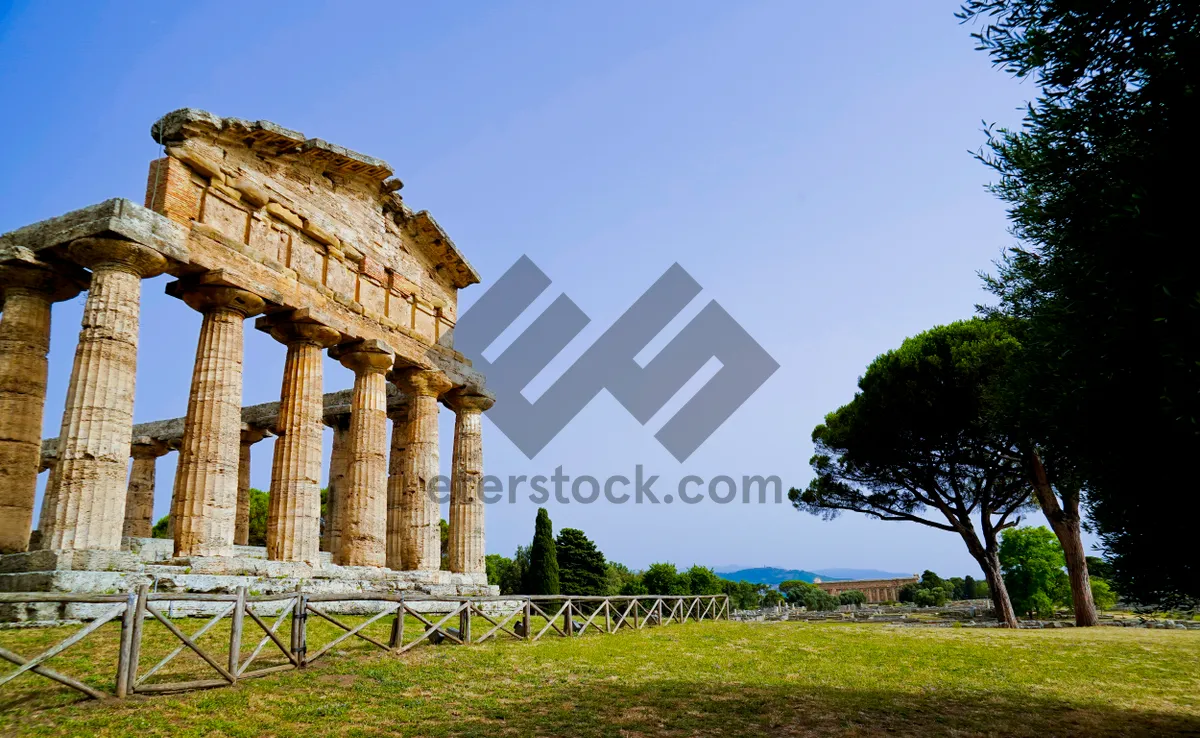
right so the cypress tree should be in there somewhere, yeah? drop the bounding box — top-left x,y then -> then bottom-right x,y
526,508 -> 560,595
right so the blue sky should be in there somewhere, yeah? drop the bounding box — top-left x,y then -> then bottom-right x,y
1,0 -> 1091,576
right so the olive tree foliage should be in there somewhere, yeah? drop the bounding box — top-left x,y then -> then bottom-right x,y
792,320 -> 1031,627
961,0 -> 1200,605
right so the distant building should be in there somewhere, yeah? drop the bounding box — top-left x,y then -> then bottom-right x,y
813,576 -> 918,603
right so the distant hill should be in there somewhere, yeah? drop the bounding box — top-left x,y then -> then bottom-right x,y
811,568 -> 916,581
719,567 -> 845,586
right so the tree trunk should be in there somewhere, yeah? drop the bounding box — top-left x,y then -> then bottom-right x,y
978,548 -> 1019,628
1027,450 -> 1098,627
952,520 -> 1020,628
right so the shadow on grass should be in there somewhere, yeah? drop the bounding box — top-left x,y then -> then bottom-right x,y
5,671 -> 1196,737
450,680 -> 1200,738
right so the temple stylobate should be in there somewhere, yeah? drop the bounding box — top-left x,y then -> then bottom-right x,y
0,110 -> 496,604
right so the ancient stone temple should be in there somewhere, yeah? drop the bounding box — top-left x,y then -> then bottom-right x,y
0,109 -> 496,605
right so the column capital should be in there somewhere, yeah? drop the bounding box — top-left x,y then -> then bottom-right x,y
323,412 -> 352,431
130,436 -> 171,459
332,338 -> 395,376
0,261 -> 86,304
241,423 -> 271,445
445,391 -> 495,414
67,238 -> 169,279
166,276 -> 266,318
257,312 -> 341,348
389,367 -> 453,398
387,404 -> 409,422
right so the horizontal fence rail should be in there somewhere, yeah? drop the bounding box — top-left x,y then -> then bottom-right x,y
0,588 -> 729,702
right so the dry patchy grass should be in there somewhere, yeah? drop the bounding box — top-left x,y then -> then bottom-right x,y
1,615 -> 1198,737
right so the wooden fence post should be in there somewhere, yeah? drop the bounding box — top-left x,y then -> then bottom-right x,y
564,600 -> 573,637
389,601 -> 404,651
460,602 -> 471,645
115,589 -> 137,698
125,584 -> 149,692
229,586 -> 246,679
523,599 -> 531,641
292,585 -> 307,667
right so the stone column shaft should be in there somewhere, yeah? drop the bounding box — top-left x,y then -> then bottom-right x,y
333,344 -> 393,567
0,272 -> 61,553
266,319 -> 339,564
123,439 -> 169,538
49,239 -> 166,551
323,419 -> 351,554
37,458 -> 60,542
447,393 -> 493,574
171,284 -> 264,558
236,426 -> 268,546
391,369 -> 452,571
385,406 -> 409,569
237,440 -> 252,545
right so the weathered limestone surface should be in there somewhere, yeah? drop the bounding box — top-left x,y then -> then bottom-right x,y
0,539 -> 497,623
171,282 -> 265,557
40,385 -> 412,462
447,393 -> 494,574
236,425 -> 269,545
0,198 -> 188,267
0,263 -> 82,553
143,109 -> 487,394
264,317 -> 339,564
385,406 -> 409,570
123,438 -> 169,538
48,238 -> 168,551
323,416 -> 351,554
391,368 -> 453,571
333,341 -> 394,567
2,112 -> 496,601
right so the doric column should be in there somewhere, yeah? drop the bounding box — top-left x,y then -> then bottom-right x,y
385,405 -> 409,569
332,340 -> 395,567
169,281 -> 265,558
446,392 -> 494,574
48,238 -> 167,551
236,425 -> 270,546
322,415 -> 351,554
0,263 -> 82,553
389,368 -> 453,571
36,453 -> 59,545
123,438 -> 170,538
262,316 -> 340,564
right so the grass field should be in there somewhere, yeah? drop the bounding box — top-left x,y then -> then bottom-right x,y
1,613 -> 1198,737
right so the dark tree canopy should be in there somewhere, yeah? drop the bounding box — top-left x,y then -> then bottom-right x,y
961,0 -> 1200,603
526,508 -> 560,595
792,319 -> 1031,626
556,528 -> 608,596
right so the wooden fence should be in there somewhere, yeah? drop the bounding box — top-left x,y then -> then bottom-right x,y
0,589 -> 729,701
